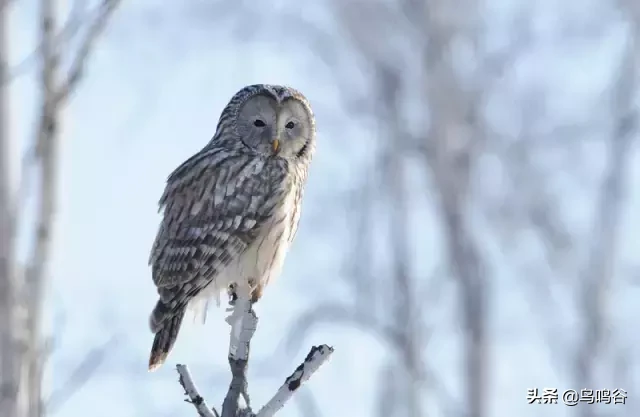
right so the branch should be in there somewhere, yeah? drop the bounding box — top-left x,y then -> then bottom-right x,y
176,299 -> 333,417
56,0 -> 122,104
254,345 -> 333,417
3,0 -> 87,84
176,365 -> 219,417
47,335 -> 119,413
222,297 -> 255,417
573,30 -> 636,416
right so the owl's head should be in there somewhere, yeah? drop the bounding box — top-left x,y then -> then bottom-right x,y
223,84 -> 315,161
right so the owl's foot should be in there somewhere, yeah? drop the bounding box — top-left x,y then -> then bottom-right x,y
224,283 -> 253,326
225,300 -> 251,325
227,283 -> 238,306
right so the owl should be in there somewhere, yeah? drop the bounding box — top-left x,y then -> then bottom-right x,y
147,84 -> 316,371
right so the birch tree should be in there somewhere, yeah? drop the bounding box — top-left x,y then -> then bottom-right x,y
282,0 -> 513,416
0,1 -> 122,417
484,3 -> 639,414
284,0 -> 639,416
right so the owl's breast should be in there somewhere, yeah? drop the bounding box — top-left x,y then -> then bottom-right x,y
239,186 -> 298,287
188,180 -> 300,318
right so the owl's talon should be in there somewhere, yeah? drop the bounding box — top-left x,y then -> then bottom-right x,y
227,283 -> 238,306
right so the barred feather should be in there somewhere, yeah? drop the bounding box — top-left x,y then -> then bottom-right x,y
147,84 -> 315,371
148,305 -> 186,371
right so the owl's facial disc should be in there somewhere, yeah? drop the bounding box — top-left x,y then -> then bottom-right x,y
272,98 -> 312,160
236,94 -> 278,156
236,93 -> 312,159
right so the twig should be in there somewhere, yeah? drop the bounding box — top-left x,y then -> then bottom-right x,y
255,345 -> 333,417
176,364 -> 219,417
176,298 -> 333,417
56,0 -> 122,104
47,335 -> 119,413
3,0 -> 87,84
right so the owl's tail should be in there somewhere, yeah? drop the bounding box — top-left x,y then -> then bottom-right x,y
148,301 -> 186,372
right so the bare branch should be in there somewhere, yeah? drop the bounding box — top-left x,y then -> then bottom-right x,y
222,297 -> 256,417
47,335 -> 119,414
3,0 -> 88,84
574,26 -> 637,416
16,1 -> 63,414
255,345 -> 333,417
177,365 -> 220,417
4,0 -> 122,416
0,1 -> 20,415
176,299 -> 333,417
56,0 -> 122,104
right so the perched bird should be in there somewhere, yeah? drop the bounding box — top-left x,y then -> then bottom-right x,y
147,84 -> 316,371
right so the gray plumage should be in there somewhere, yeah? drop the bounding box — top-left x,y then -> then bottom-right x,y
147,84 -> 316,371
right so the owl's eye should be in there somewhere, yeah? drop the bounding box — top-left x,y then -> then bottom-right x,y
253,119 -> 266,127
285,121 -> 295,129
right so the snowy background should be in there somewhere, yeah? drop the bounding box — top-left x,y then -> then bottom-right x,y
6,0 -> 639,416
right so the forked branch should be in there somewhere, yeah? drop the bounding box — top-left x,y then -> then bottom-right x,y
176,299 -> 333,417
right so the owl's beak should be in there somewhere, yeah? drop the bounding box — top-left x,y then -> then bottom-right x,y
272,138 -> 280,154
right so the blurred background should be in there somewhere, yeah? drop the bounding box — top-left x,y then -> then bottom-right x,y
1,0 -> 639,416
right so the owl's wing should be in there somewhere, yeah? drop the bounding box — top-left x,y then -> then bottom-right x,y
149,150 -> 285,290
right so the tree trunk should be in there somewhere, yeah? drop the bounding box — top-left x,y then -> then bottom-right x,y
0,0 -> 21,415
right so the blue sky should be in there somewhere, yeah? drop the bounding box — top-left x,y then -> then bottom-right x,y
8,1 -> 640,416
